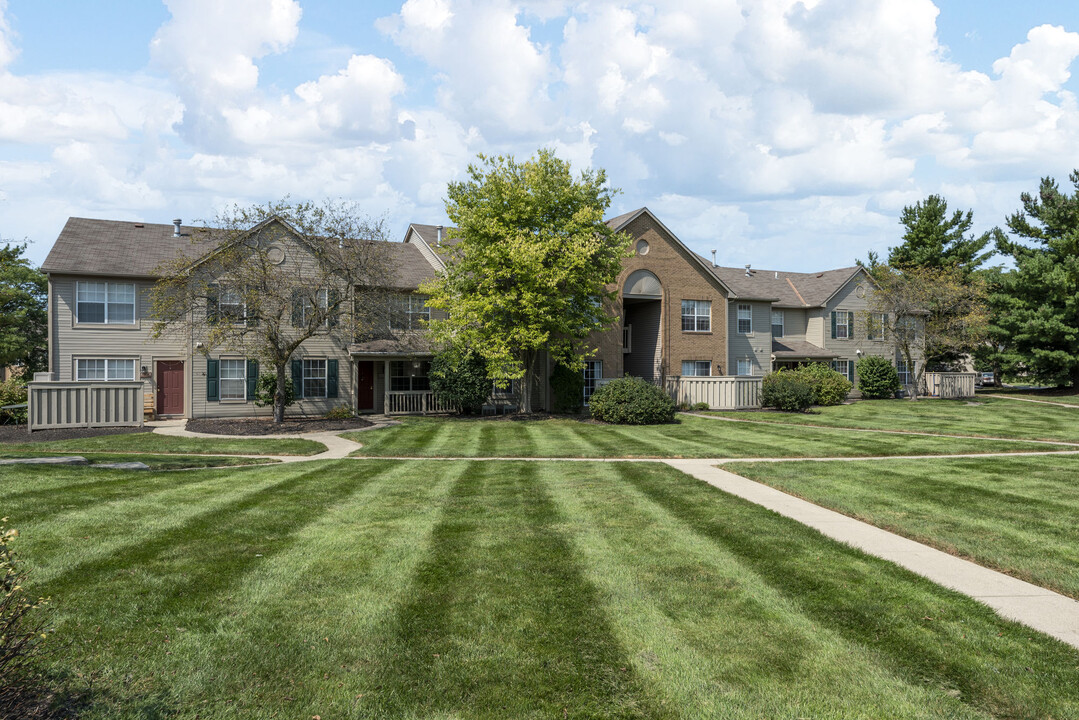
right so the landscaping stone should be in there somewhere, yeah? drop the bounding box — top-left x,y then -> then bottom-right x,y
94,461 -> 151,470
0,456 -> 89,465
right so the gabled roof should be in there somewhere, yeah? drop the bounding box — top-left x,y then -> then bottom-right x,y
706,265 -> 867,308
771,338 -> 837,359
42,217 -> 436,289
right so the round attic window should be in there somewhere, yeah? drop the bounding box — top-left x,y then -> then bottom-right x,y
636,239 -> 650,255
267,246 -> 285,265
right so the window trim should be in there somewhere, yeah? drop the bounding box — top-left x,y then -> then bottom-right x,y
302,358 -> 328,399
300,288 -> 330,327
896,359 -> 912,385
681,299 -> 712,333
217,286 -> 247,325
737,304 -> 752,335
835,310 -> 851,340
681,360 -> 712,377
390,293 -> 431,331
76,357 -> 136,382
75,280 -> 136,326
771,310 -> 784,338
219,358 -> 247,401
736,358 -> 754,376
583,360 -> 602,403
389,360 -> 431,392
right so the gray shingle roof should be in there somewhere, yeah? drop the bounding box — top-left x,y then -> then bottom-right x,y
705,264 -> 864,307
772,338 -> 837,359
407,223 -> 461,248
42,217 -> 436,290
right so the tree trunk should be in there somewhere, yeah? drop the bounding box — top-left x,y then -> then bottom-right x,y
905,347 -> 920,400
520,352 -> 535,415
274,363 -> 287,423
1070,365 -> 1079,390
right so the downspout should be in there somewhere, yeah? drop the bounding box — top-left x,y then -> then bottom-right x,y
47,275 -> 54,376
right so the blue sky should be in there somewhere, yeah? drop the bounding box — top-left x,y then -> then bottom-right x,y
3,0 -> 1079,270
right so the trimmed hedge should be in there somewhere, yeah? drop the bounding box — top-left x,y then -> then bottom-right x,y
797,362 -> 852,406
588,376 -> 676,425
431,349 -> 490,415
761,371 -> 815,412
857,356 -> 901,399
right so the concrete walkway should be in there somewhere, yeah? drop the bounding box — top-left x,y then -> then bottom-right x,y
666,458 -> 1079,650
148,419 -> 377,463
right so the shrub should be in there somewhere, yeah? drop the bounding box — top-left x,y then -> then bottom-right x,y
431,349 -> 490,415
692,401 -> 710,411
550,363 -> 584,413
323,406 -> 354,420
0,519 -> 50,709
0,378 -> 27,424
761,370 -> 815,412
796,362 -> 852,406
857,356 -> 901,399
254,372 -> 295,410
588,376 -> 676,425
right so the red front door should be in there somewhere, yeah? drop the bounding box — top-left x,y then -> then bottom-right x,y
157,361 -> 185,415
357,361 -> 374,411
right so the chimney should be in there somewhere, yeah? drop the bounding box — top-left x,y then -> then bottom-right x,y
711,249 -> 716,267
744,263 -> 752,277
436,225 -> 443,247
173,219 -> 182,237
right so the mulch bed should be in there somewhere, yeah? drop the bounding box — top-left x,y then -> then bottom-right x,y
186,417 -> 374,435
0,425 -> 146,444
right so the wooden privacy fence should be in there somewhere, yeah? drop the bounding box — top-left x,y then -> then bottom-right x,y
27,381 -> 145,431
664,376 -> 763,410
923,372 -> 977,399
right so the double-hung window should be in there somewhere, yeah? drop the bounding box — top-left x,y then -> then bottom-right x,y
832,359 -> 851,381
390,294 -> 430,331
896,359 -> 911,385
737,304 -> 752,334
300,289 -> 329,327
76,281 -> 135,324
218,287 -> 245,324
220,359 -> 247,400
834,310 -> 851,339
681,300 -> 711,332
582,361 -> 602,402
771,310 -> 784,338
736,359 -> 754,376
867,313 -> 886,340
681,360 -> 711,377
77,358 -> 135,381
390,360 -> 431,391
303,359 -> 327,398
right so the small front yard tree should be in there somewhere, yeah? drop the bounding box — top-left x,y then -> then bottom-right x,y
868,265 -> 989,399
150,199 -> 391,422
0,243 -> 47,375
422,150 -> 632,413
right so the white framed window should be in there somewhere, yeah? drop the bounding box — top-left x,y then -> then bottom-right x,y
583,361 -> 602,402
303,359 -> 327,398
833,359 -> 850,379
681,300 -> 711,332
771,310 -> 784,338
220,359 -> 246,400
868,313 -> 886,340
76,281 -> 135,324
736,359 -> 754,376
737,304 -> 752,334
77,358 -> 135,381
835,310 -> 851,339
300,288 -> 330,327
897,359 -> 911,385
218,287 -> 246,324
390,293 -> 430,331
493,377 -> 521,397
681,360 -> 711,377
390,360 -> 431,391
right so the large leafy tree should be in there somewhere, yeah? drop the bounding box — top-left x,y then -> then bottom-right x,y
868,266 -> 989,399
423,149 -> 631,414
0,243 -> 47,374
989,172 -> 1079,388
149,199 -> 391,422
889,195 -> 995,276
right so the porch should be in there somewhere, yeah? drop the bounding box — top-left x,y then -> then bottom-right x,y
352,354 -> 449,416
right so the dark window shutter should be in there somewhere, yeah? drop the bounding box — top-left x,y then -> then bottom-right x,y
328,289 -> 340,328
291,291 -> 303,327
291,359 -> 303,399
246,360 -> 258,400
848,362 -> 855,384
327,359 -> 338,398
206,284 -> 219,323
867,314 -> 874,340
883,314 -> 889,339
830,360 -> 837,372
847,312 -> 854,340
206,358 -> 219,401
830,311 -> 837,339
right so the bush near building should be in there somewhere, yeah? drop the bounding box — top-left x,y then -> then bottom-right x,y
761,371 -> 816,412
588,376 -> 676,425
857,356 -> 902,399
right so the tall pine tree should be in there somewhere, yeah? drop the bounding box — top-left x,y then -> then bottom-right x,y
990,173 -> 1079,388
890,195 -> 994,276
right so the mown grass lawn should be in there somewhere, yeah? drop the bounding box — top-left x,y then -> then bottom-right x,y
0,450 -> 276,470
706,396 -> 1079,443
344,414 -> 1070,458
6,459 -> 1079,719
0,432 -> 326,456
730,455 -> 1079,600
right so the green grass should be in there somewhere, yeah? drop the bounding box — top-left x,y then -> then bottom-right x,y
0,450 -> 276,470
6,459 -> 1079,718
1,431 -> 326,456
979,388 -> 1079,404
729,455 -> 1079,600
706,396 -> 1079,443
344,414 -> 1071,458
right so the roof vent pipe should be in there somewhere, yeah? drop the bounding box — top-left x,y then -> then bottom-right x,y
436,225 -> 443,247
774,271 -> 778,279
711,249 -> 716,267
744,263 -> 751,277
173,219 -> 182,237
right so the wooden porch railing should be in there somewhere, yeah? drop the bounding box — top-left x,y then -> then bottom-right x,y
385,390 -> 452,415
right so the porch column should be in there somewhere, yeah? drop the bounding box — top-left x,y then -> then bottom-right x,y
384,359 -> 390,414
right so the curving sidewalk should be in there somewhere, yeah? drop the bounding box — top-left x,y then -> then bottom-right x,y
148,419 -> 390,463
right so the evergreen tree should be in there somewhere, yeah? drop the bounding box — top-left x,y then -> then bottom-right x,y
990,172 -> 1079,388
890,195 -> 995,276
0,243 -> 47,374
